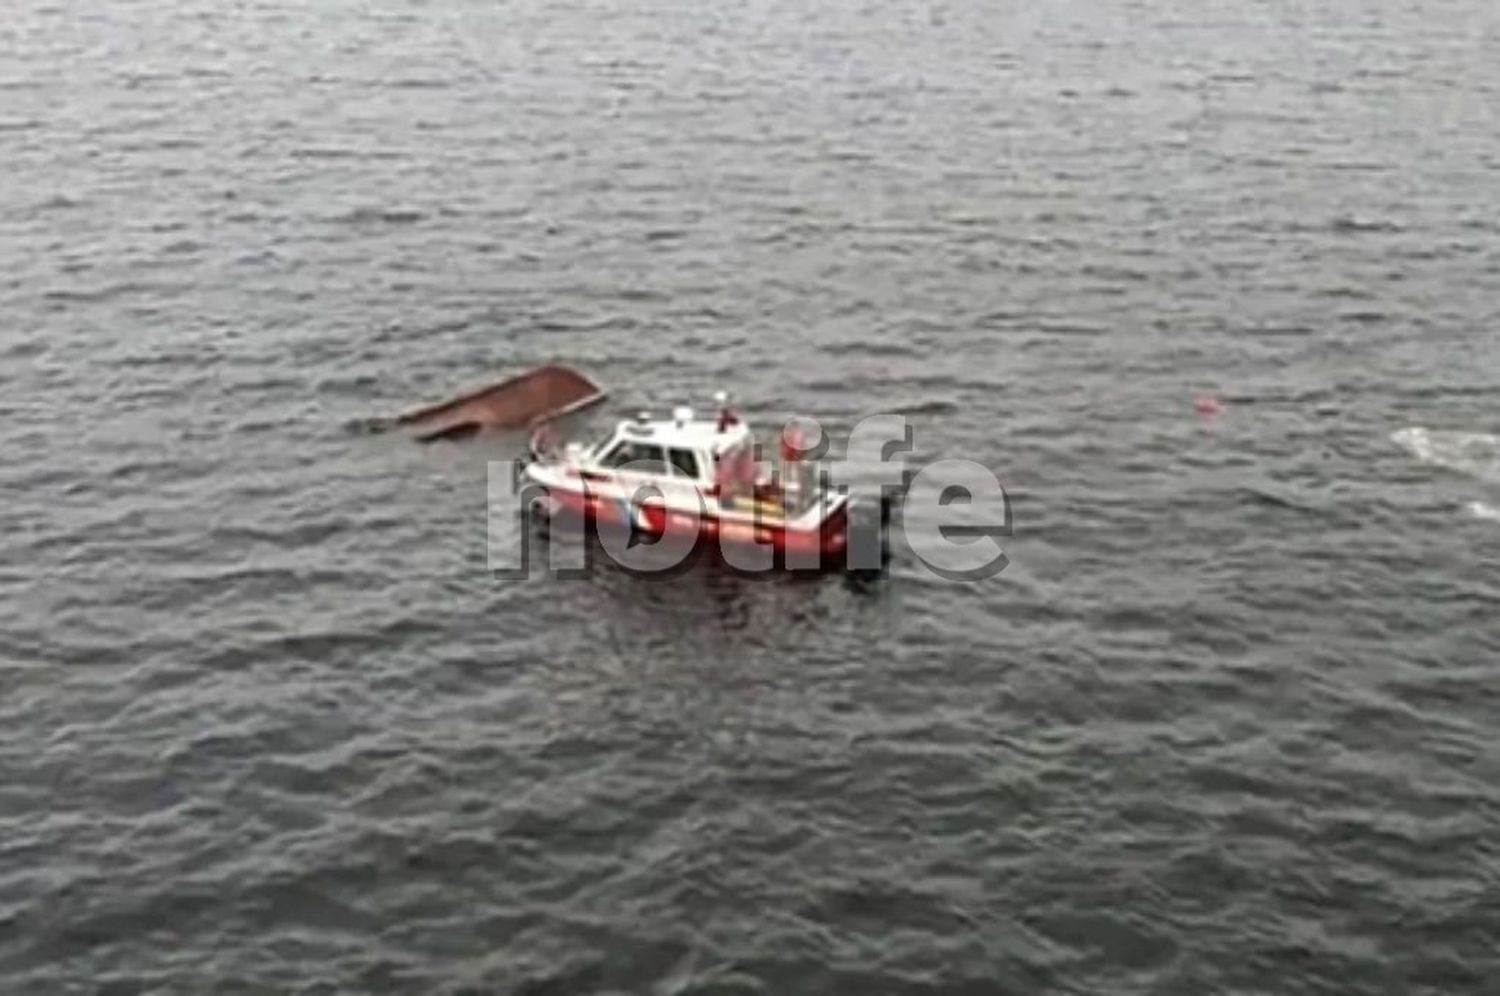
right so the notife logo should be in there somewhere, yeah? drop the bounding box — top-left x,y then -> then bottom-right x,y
487,414 -> 1010,582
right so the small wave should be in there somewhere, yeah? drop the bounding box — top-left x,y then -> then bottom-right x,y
293,146 -> 361,161
0,339 -> 47,360
1235,486 -> 1322,516
42,281 -> 184,304
887,400 -> 960,417
821,341 -> 921,359
35,194 -> 83,211
1330,215 -> 1402,234
329,206 -> 427,226
343,416 -> 394,436
1392,426 -> 1500,485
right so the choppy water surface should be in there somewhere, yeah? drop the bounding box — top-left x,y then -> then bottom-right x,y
2,0 -> 1498,992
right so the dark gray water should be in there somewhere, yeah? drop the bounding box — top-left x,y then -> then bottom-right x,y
2,0 -> 1498,992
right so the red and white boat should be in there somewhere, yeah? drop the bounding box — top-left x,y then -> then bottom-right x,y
522,395 -> 883,570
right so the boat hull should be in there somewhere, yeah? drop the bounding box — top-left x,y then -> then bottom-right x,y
398,365 -> 606,442
538,483 -> 851,569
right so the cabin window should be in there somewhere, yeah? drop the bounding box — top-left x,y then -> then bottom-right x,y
667,449 -> 700,479
600,440 -> 667,474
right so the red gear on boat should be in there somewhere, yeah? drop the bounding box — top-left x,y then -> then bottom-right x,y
714,446 -> 758,504
737,447 -> 759,489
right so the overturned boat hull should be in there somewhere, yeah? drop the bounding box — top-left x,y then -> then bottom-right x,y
397,365 -> 605,443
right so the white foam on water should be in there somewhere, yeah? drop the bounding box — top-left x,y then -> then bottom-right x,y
1466,501 -> 1500,522
1391,426 -> 1500,486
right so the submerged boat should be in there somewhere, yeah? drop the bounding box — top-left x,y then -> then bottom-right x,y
397,364 -> 606,443
522,395 -> 887,571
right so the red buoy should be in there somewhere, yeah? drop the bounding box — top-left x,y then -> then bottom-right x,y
1195,396 -> 1225,417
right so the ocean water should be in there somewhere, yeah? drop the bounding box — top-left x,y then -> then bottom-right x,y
1,0 -> 1498,992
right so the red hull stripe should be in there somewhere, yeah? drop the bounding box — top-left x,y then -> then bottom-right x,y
549,490 -> 848,556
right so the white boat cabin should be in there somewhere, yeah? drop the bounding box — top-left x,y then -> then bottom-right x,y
577,407 -> 754,488
529,400 -> 845,529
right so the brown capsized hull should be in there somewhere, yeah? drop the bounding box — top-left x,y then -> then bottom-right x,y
397,365 -> 606,443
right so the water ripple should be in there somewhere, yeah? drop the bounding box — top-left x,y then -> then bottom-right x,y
0,0 -> 1497,991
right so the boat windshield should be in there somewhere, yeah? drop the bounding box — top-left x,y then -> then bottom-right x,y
598,439 -> 668,474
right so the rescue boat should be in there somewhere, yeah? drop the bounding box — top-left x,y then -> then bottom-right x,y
521,394 -> 886,571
